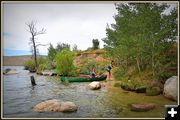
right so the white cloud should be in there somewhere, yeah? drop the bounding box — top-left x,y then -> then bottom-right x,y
2,3 -> 117,54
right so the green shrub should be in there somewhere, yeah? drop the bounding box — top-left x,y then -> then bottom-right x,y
120,81 -> 135,91
79,58 -> 95,74
37,64 -> 47,73
120,80 -> 146,93
96,63 -> 107,74
24,57 -> 49,72
113,68 -> 128,80
37,57 -> 47,65
78,58 -> 107,75
24,59 -> 36,72
80,66 -> 90,75
44,61 -> 55,70
55,49 -> 77,76
156,68 -> 175,82
47,43 -> 57,61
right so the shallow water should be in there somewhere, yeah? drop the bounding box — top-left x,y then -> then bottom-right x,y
3,66 -> 177,118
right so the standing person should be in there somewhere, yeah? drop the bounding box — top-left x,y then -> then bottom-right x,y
107,60 -> 114,80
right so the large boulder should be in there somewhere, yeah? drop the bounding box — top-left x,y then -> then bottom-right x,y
163,76 -> 177,101
88,81 -> 101,90
129,103 -> 156,112
33,99 -> 78,112
4,69 -> 18,75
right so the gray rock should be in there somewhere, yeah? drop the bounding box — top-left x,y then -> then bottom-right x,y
4,68 -> 11,73
151,81 -> 164,93
146,86 -> 161,96
163,76 -> 177,101
4,69 -> 18,75
88,81 -> 101,90
129,103 -> 156,112
42,70 -> 57,76
33,99 -> 78,112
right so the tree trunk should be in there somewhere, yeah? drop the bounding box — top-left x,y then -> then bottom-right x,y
26,21 -> 46,71
152,41 -> 155,77
152,53 -> 155,77
32,36 -> 37,70
136,57 -> 141,72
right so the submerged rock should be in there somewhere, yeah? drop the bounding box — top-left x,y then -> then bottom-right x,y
129,103 -> 156,112
88,81 -> 101,90
33,99 -> 78,112
163,76 -> 177,101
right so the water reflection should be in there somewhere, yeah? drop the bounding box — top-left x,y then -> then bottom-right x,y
30,86 -> 36,97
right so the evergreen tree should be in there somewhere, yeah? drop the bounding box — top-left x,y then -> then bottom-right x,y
92,39 -> 100,50
47,43 -> 56,61
72,44 -> 78,51
56,42 -> 70,52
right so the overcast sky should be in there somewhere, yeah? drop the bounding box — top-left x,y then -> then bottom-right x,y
2,2 -> 178,56
3,2 -> 117,55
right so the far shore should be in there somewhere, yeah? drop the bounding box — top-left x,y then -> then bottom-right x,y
3,55 -> 47,66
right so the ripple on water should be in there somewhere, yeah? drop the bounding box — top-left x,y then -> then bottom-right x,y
3,66 -> 177,118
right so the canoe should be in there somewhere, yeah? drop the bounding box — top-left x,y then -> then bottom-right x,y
60,75 -> 107,82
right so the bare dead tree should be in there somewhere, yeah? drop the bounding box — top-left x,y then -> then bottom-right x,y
26,21 -> 46,70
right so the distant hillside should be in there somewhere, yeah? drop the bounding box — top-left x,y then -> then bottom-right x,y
3,55 -> 47,66
3,49 -> 107,66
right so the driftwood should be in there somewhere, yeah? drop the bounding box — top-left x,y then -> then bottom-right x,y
30,76 -> 36,86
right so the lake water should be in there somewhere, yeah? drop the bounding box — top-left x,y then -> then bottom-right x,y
2,66 -> 177,118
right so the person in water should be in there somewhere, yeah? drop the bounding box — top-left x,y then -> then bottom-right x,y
107,60 -> 114,80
